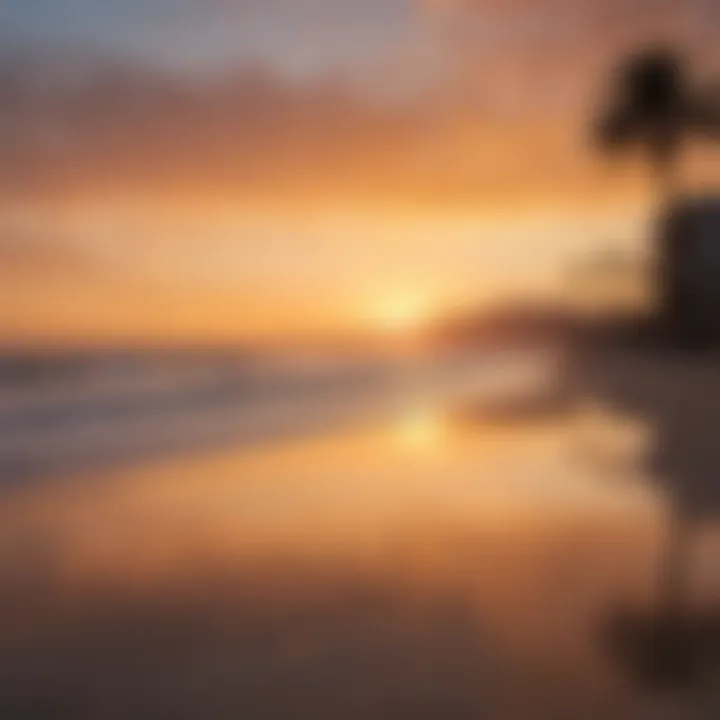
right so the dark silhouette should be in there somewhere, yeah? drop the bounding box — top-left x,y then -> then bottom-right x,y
581,47 -> 720,691
597,49 -> 720,347
573,339 -> 720,690
658,195 -> 720,346
597,47 -> 720,199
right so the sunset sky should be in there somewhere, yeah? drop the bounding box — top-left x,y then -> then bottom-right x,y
2,0 -> 720,343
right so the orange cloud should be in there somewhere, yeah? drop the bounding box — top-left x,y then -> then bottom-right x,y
0,49 -> 630,213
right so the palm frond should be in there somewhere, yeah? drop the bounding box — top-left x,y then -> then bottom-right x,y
596,105 -> 641,150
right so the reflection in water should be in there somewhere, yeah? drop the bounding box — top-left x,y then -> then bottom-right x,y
395,407 -> 446,451
0,397 -> 703,719
570,342 -> 720,694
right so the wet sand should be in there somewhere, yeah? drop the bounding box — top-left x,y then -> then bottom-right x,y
2,396 -> 716,719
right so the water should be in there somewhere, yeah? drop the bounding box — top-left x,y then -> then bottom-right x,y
0,349 -> 718,718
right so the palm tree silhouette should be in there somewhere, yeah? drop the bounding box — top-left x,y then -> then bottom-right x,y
597,47 -> 720,201
590,48 -> 720,691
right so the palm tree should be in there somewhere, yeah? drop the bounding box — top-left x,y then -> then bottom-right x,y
597,47 -> 720,201
592,50 -> 720,691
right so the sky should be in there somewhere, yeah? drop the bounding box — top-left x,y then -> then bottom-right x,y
2,0 -> 720,343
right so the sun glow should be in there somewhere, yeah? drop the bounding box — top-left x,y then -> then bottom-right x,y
397,408 -> 445,450
372,293 -> 434,333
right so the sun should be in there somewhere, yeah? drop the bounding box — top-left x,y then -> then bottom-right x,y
396,407 -> 446,450
373,293 -> 432,333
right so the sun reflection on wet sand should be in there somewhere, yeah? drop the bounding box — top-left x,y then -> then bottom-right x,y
395,406 -> 447,450
0,409 -> 716,718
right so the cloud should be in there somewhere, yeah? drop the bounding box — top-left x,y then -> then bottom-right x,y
0,59 -> 407,195
0,46 -> 610,211
2,1 -> 715,213
0,224 -> 100,281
